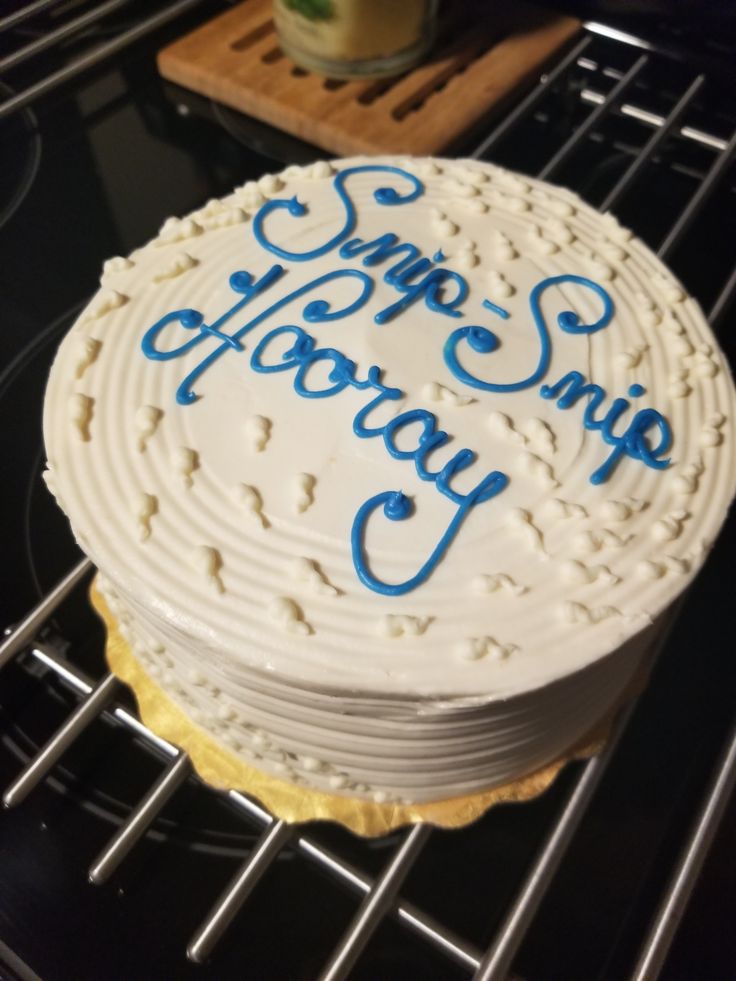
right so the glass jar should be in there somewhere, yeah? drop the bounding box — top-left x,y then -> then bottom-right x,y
273,0 -> 439,80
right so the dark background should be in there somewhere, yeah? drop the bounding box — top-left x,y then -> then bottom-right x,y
1,2 -> 735,979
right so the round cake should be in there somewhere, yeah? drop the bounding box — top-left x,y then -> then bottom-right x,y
43,157 -> 736,806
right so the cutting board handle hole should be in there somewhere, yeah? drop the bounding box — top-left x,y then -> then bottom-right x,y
231,19 -> 274,52
262,46 -> 284,64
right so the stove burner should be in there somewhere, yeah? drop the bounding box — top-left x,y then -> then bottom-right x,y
209,98 -> 318,166
0,80 -> 41,233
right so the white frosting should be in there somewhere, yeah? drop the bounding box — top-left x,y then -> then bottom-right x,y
291,472 -> 316,513
171,446 -> 198,488
245,414 -> 271,452
153,252 -> 198,282
471,573 -> 527,597
135,405 -> 163,451
236,483 -> 268,526
289,556 -> 339,597
68,393 -> 93,441
82,289 -> 127,321
74,336 -> 102,379
132,492 -> 157,541
190,545 -> 224,594
43,157 -> 736,803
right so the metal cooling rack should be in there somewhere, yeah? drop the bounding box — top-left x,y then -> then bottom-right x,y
0,0 -> 213,120
2,16 -> 736,980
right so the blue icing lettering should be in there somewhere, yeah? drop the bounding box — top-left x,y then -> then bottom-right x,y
381,409 -> 450,482
248,320 -> 509,594
352,371 -> 405,436
251,325 -> 363,399
253,167 -> 469,324
141,165 -> 677,594
481,297 -> 510,320
142,266 -> 373,405
540,371 -> 671,483
444,274 -> 614,393
351,468 -> 508,596
373,267 -> 467,325
252,164 -> 424,262
337,231 -> 468,323
338,232 -> 460,323
141,266 -> 284,364
339,232 -> 423,274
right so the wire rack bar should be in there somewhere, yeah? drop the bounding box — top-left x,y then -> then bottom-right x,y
472,595 -> 692,981
583,20 -> 653,52
708,263 -> 736,328
0,0 -> 63,34
600,74 -> 706,213
8,640 -> 480,969
227,789 -> 482,972
578,87 -> 728,152
318,824 -> 433,981
88,751 -> 192,885
0,0 -> 207,120
472,34 -> 592,159
2,672 -> 120,809
187,819 -> 296,963
473,700 -> 637,981
631,716 -> 736,981
0,556 -> 92,671
658,124 -> 736,259
0,0 -> 137,73
539,53 -> 649,180
573,56 -> 725,151
576,56 -> 625,79
29,642 -> 177,755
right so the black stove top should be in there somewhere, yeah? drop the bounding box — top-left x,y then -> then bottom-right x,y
1,5 -> 736,980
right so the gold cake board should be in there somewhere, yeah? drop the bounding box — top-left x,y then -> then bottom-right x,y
157,0 -> 580,157
91,580 -> 637,837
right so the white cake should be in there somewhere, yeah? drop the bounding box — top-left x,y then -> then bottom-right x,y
43,157 -> 736,805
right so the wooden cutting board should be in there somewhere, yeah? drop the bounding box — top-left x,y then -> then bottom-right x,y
157,0 -> 580,156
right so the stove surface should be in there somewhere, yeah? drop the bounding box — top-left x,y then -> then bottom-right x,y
1,5 -> 735,980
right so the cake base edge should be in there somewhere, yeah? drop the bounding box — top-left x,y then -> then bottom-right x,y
90,578 -> 645,837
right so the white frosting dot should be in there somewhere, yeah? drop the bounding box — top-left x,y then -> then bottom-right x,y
103,255 -> 133,275
132,492 -> 157,541
601,501 -> 632,522
267,596 -> 311,635
69,393 -> 94,441
292,472 -> 316,513
258,173 -> 284,195
74,336 -> 102,379
189,546 -> 224,593
83,289 -> 127,321
245,415 -> 271,452
636,560 -> 665,580
378,614 -> 430,638
171,446 -> 198,487
309,160 -> 334,179
135,405 -> 163,452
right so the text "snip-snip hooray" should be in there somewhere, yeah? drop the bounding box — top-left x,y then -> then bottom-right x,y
141,165 -> 672,596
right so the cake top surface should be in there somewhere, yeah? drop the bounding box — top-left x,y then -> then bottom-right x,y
43,156 -> 736,700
